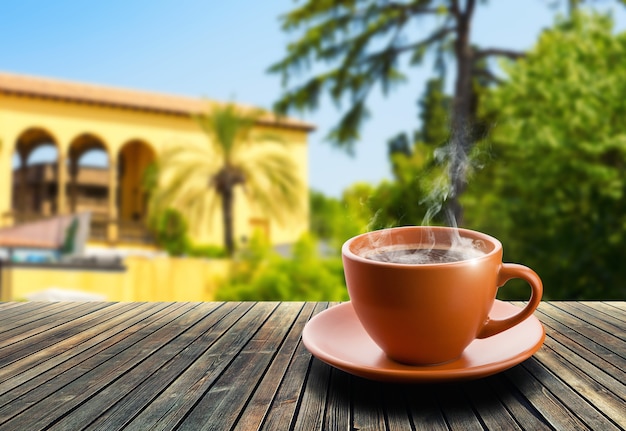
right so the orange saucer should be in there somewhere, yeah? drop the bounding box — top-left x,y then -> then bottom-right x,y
302,301 -> 545,383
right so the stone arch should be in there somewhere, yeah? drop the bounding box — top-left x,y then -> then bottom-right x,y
117,139 -> 157,223
12,127 -> 60,217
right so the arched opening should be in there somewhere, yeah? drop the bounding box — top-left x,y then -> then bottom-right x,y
67,133 -> 110,240
117,140 -> 156,243
118,140 -> 156,222
11,128 -> 60,220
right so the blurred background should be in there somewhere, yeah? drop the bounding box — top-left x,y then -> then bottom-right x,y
1,0 -> 625,301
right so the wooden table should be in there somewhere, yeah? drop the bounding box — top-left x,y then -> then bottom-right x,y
0,301 -> 623,430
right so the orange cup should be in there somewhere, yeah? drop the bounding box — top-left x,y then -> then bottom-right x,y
342,226 -> 543,365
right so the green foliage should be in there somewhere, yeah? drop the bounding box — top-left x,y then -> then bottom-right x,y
150,208 -> 190,257
216,233 -> 348,301
417,78 -> 451,147
141,162 -> 159,196
309,189 -> 366,247
464,12 -> 626,299
340,183 -> 381,231
186,243 -> 227,259
59,217 -> 79,255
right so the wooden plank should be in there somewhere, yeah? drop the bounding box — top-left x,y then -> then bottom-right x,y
582,301 -> 626,322
542,322 -> 626,399
290,302 -> 353,431
405,384 -> 448,431
0,301 -> 88,340
351,376 -> 388,431
259,302 -> 329,431
381,382 -> 412,431
538,303 -> 624,358
286,352 -> 332,431
534,306 -> 626,384
120,302 -> 262,431
118,302 -> 263,431
505,360 -> 592,430
435,383 -> 483,431
533,341 -> 626,428
50,302 -> 237,431
0,302 -> 200,429
0,302 -> 110,345
0,302 -> 150,393
0,302 -> 181,408
322,368 -> 351,431
235,302 -> 319,431
553,302 -> 626,341
0,300 -> 623,431
0,302 -> 19,311
190,302 -> 306,431
0,304 -> 180,414
0,301 -> 59,317
521,357 -> 622,430
0,302 -> 52,325
0,302 -> 123,368
606,301 -> 626,312
149,302 -> 301,431
463,377 -> 524,430
488,371 -> 552,430
575,301 -> 626,324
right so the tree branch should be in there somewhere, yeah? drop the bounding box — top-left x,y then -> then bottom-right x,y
464,0 -> 477,20
368,25 -> 456,59
474,48 -> 526,61
450,0 -> 460,18
472,68 -> 504,85
383,2 -> 445,15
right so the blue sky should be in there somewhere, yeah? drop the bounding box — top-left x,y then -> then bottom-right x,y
2,1 -> 625,198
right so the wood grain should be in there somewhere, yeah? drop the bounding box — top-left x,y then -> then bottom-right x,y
0,301 -> 623,430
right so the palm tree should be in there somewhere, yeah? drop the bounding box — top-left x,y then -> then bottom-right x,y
152,103 -> 303,256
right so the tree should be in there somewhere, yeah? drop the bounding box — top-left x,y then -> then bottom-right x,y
309,189 -> 366,247
215,232 -> 348,301
152,103 -> 303,256
464,12 -> 626,299
270,0 -> 524,224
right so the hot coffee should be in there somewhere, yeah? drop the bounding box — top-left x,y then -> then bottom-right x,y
343,226 -> 543,364
364,246 -> 485,264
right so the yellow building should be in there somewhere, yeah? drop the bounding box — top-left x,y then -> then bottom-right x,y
0,72 -> 313,302
0,71 -> 313,249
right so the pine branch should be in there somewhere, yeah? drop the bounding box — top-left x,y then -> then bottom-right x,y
382,2 -> 444,15
474,48 -> 526,61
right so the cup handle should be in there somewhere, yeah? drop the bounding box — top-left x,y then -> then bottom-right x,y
477,263 -> 543,339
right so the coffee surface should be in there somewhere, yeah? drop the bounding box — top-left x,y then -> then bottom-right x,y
364,247 -> 484,264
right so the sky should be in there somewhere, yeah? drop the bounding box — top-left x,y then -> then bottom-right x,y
1,1 -> 625,198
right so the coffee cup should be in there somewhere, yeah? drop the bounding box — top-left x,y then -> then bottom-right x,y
342,226 -> 543,365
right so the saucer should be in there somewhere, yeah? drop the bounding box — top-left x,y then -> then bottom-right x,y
302,300 -> 545,383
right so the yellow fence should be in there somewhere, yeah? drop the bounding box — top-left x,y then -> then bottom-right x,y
4,257 -> 230,302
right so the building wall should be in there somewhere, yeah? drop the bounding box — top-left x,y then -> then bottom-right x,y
0,90 -> 310,248
4,257 -> 230,301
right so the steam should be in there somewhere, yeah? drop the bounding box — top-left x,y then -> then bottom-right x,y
421,128 -> 468,226
419,124 -> 489,248
356,123 -> 490,261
